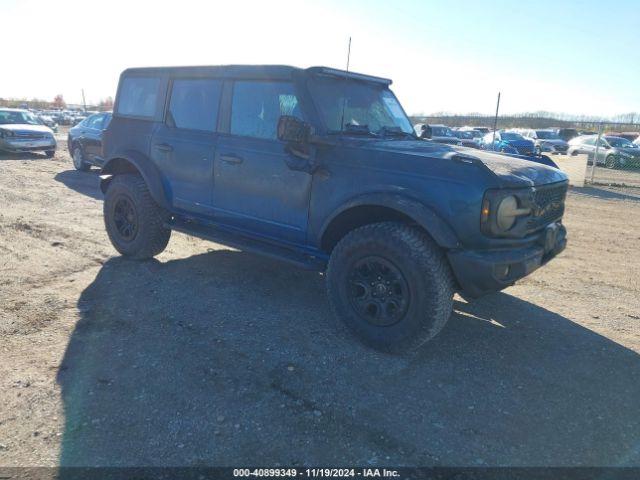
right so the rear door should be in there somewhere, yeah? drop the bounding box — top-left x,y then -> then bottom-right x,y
212,80 -> 312,244
150,78 -> 223,215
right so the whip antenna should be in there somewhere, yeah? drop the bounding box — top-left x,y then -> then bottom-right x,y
339,37 -> 352,132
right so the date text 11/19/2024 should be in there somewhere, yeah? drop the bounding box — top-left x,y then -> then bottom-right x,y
233,468 -> 400,477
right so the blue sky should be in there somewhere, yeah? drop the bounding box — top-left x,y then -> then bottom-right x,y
2,0 -> 639,117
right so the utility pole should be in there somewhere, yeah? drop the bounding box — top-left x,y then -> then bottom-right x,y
590,122 -> 603,183
81,89 -> 86,112
491,92 -> 501,151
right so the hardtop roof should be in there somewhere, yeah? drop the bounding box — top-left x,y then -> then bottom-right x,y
121,65 -> 392,84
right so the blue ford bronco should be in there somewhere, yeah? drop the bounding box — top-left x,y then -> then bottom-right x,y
100,65 -> 568,352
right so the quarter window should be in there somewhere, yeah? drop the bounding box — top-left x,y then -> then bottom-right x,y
168,79 -> 222,132
116,76 -> 160,118
230,81 -> 301,140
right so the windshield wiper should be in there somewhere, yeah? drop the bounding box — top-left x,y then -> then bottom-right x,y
378,126 -> 416,140
327,123 -> 379,138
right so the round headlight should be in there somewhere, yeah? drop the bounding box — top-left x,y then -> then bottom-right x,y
496,195 -> 519,231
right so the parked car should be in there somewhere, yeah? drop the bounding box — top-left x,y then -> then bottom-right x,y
552,128 -> 580,142
519,129 -> 569,155
36,114 -> 58,133
414,124 -> 462,145
67,112 -> 112,170
0,108 -> 57,156
481,130 -> 535,156
568,135 -> 640,168
451,128 -> 482,148
100,64 -> 568,352
71,113 -> 88,126
605,132 -> 639,142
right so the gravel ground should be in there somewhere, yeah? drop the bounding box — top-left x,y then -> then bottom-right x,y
0,140 -> 639,467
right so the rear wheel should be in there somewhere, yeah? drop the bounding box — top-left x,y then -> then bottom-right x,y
326,222 -> 455,353
45,150 -> 55,158
104,174 -> 171,259
72,146 -> 89,171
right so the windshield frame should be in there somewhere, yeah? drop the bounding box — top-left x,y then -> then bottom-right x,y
306,75 -> 415,138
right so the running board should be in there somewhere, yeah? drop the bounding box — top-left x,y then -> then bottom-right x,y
169,218 -> 328,271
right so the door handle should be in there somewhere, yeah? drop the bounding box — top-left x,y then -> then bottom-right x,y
154,143 -> 174,152
220,154 -> 243,165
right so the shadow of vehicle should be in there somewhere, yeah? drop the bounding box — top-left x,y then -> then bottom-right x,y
0,151 -> 53,161
57,252 -> 640,467
54,169 -> 103,201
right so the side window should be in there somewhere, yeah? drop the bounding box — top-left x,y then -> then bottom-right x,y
116,76 -> 160,118
230,81 -> 301,140
583,137 -> 595,146
167,78 -> 222,132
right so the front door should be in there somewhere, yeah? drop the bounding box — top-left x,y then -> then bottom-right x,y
150,78 -> 223,215
82,114 -> 105,162
212,80 -> 312,244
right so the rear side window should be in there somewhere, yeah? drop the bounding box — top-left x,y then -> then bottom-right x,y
116,76 -> 160,118
168,79 -> 222,132
230,81 -> 301,140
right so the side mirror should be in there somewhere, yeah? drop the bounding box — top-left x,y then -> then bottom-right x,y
277,115 -> 311,143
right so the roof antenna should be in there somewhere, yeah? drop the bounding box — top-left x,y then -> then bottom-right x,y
339,37 -> 352,132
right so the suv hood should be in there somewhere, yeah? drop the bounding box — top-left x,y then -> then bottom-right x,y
365,139 -> 567,187
0,124 -> 53,134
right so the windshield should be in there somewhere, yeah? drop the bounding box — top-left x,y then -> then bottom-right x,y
501,132 -> 525,141
605,137 -> 636,148
453,130 -> 477,139
0,110 -> 42,126
536,130 -> 560,140
308,76 -> 414,136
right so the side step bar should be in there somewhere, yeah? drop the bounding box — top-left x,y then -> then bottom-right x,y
168,218 -> 328,271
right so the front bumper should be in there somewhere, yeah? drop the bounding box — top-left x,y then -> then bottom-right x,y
448,223 -> 567,298
0,138 -> 56,153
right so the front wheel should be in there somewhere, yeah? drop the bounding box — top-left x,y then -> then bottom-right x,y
104,174 -> 171,259
326,222 -> 455,353
72,146 -> 89,171
45,150 -> 55,158
605,155 -> 618,169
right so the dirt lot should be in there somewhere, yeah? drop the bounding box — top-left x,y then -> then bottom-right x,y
1,139 -> 639,467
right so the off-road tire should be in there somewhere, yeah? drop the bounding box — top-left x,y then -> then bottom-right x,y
326,222 -> 455,353
72,146 -> 89,171
104,174 -> 171,259
45,150 -> 55,158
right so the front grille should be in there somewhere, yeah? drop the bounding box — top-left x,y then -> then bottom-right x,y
14,131 -> 47,140
554,144 -> 568,153
527,182 -> 568,232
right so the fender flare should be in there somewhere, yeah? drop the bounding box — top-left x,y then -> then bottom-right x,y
100,150 -> 171,210
318,192 -> 460,250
